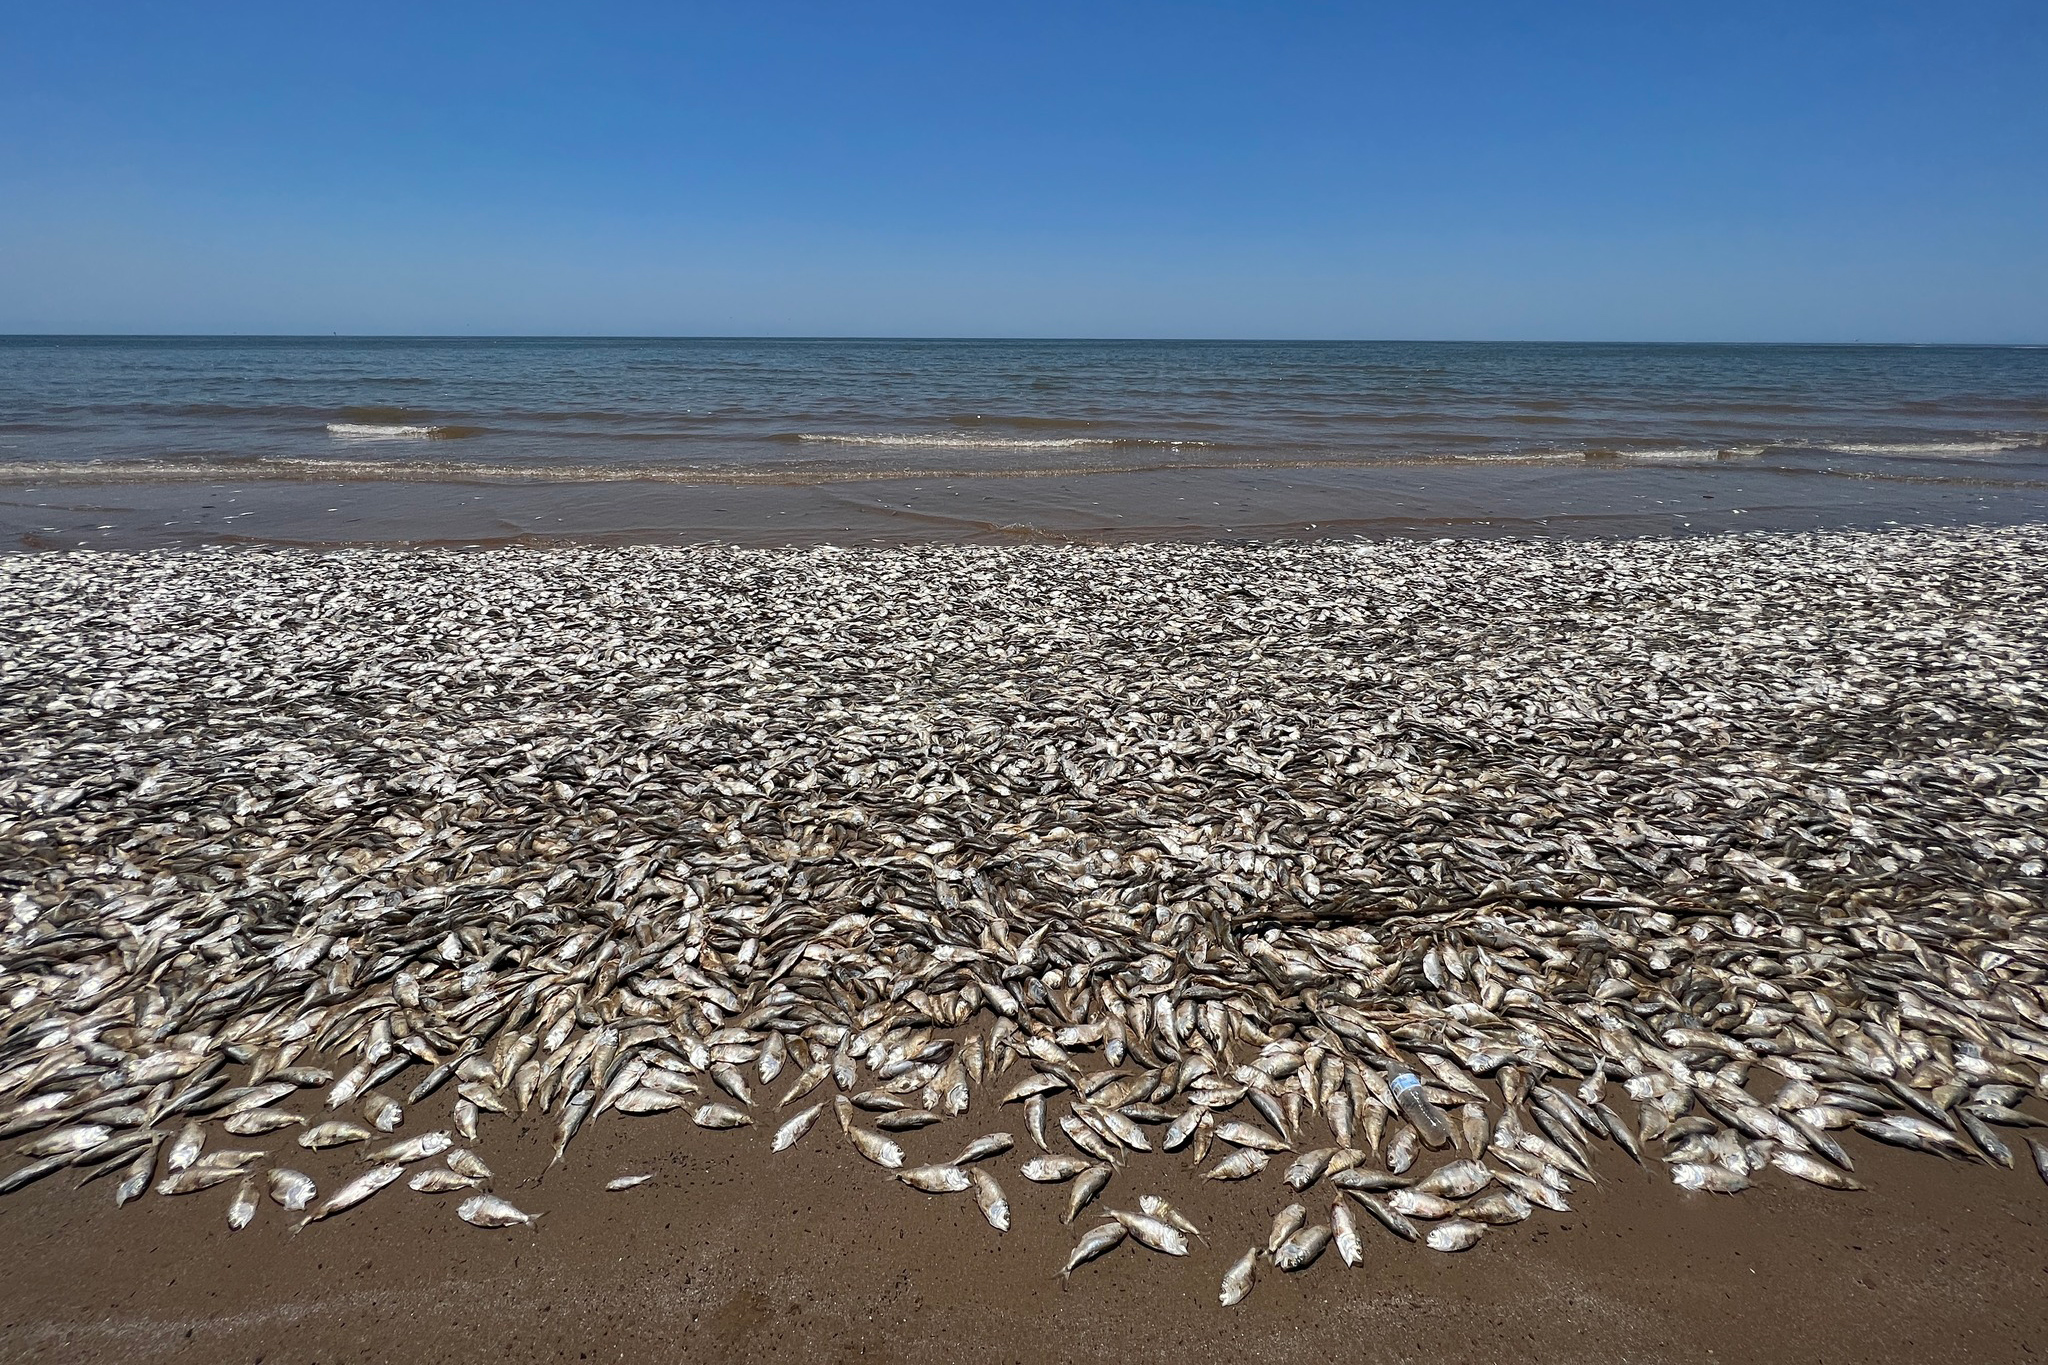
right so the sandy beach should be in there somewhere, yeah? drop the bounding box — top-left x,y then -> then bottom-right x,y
2,525 -> 2044,1364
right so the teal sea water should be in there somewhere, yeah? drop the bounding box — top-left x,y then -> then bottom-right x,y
2,337 -> 2043,479
3,339 -> 2044,549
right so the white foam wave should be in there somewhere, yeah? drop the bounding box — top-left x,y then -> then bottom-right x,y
327,422 -> 439,440
1822,439 -> 2040,456
797,433 -> 1139,450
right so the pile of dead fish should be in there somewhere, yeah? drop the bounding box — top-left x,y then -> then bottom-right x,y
1,524 -> 2045,1302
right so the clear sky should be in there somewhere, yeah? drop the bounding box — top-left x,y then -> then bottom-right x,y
3,1 -> 2043,340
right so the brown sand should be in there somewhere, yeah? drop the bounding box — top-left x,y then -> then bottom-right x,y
2,1101 -> 2043,1365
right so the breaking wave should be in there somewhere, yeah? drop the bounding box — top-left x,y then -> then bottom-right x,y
327,423 -> 480,441
792,433 -> 1209,451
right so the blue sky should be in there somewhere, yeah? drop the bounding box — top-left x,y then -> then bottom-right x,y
2,2 -> 2043,339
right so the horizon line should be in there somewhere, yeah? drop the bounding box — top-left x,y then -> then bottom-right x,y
2,333 -> 2045,348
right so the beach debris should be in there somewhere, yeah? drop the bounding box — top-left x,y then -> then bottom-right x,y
0,527 -> 2044,1300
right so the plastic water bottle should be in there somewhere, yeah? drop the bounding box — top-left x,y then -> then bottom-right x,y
1388,1065 -> 1454,1148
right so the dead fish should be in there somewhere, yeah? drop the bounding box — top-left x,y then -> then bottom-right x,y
360,1092 -> 403,1132
1387,1188 -> 1457,1220
366,1131 -> 452,1164
1770,1150 -> 1864,1191
1286,1147 -> 1336,1191
1853,1115 -> 1969,1159
614,1088 -> 689,1116
223,1109 -> 304,1136
692,1103 -> 753,1129
1331,1199 -> 1365,1265
1162,1107 -> 1205,1152
1215,1121 -> 1290,1152
458,1194 -> 541,1228
876,1109 -> 944,1132
772,1104 -> 823,1152
1331,1167 -> 1412,1193
951,1133 -> 1014,1164
1203,1148 -> 1270,1181
1057,1221 -> 1126,1279
0,1157 -> 67,1197
1274,1224 -> 1331,1271
456,1082 -> 510,1115
1671,1163 -> 1751,1193
299,1121 -> 375,1150
1426,1218 -> 1485,1252
1110,1209 -> 1189,1256
1495,1167 -> 1572,1213
298,1164 -> 405,1227
226,1176 -> 260,1230
606,1174 -> 655,1191
2030,1139 -> 2048,1187
1220,1246 -> 1260,1306
1021,1155 -> 1094,1182
1386,1125 -> 1420,1174
1065,1164 -> 1114,1223
1138,1194 -> 1201,1241
113,1150 -> 155,1206
970,1167 -> 1010,1230
166,1121 -> 205,1172
194,1149 -> 267,1171
1347,1191 -> 1420,1242
1004,1074 -> 1070,1104
847,1127 -> 905,1169
266,1168 -> 317,1209
447,1150 -> 493,1182
156,1166 -> 245,1196
1267,1202 -> 1307,1254
1414,1158 -> 1492,1199
409,1168 -> 482,1193
551,1090 -> 596,1167
1025,1095 -> 1050,1150
1459,1191 -> 1534,1224
1059,1115 -> 1121,1164
900,1164 -> 972,1193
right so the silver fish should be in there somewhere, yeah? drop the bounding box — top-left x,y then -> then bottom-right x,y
266,1168 -> 317,1209
1219,1246 -> 1260,1306
1274,1224 -> 1331,1271
899,1164 -> 972,1193
1058,1221 -> 1126,1279
970,1167 -> 1010,1230
772,1104 -> 823,1152
226,1176 -> 260,1229
458,1194 -> 541,1228
1331,1199 -> 1365,1265
1426,1218 -> 1485,1252
299,1164 -> 404,1226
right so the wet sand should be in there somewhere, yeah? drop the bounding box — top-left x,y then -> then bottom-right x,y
2,1105 -> 2044,1365
5,454 -> 2046,550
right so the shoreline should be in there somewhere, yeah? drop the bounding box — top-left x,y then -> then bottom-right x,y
6,456 -> 2048,551
2,525 -> 2045,1362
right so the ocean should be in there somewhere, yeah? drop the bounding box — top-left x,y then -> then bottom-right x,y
2,337 -> 2045,548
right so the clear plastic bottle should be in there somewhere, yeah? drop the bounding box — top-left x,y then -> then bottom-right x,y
1387,1065 -> 1454,1148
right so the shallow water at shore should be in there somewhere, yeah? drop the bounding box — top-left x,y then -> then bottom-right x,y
7,337 -> 2045,549
6,454 -> 2044,551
